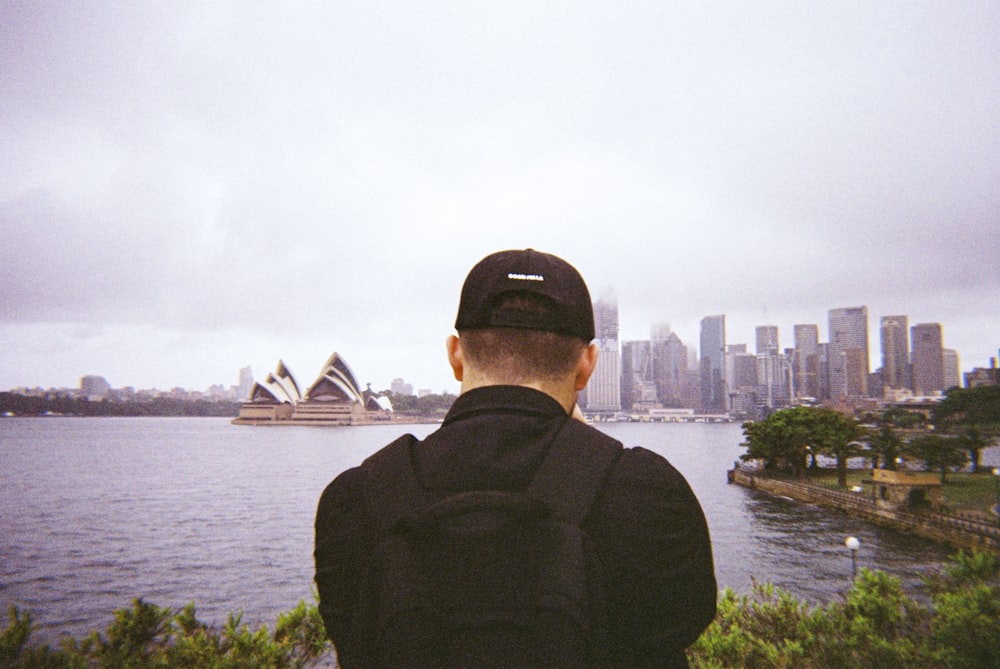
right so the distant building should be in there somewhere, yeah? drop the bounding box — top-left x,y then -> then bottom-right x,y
911,323 -> 945,395
828,307 -> 869,398
943,349 -> 961,390
587,296 -> 621,411
880,315 -> 909,392
391,378 -> 414,396
235,353 -> 393,425
653,329 -> 688,408
965,358 -> 999,387
621,340 -> 655,410
238,366 -> 254,401
700,315 -> 726,414
793,324 -> 819,400
755,325 -> 779,355
80,375 -> 111,399
726,346 -> 757,417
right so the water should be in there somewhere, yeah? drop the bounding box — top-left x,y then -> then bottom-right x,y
1,417 -> 990,642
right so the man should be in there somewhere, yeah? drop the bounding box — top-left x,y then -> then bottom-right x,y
315,249 -> 717,667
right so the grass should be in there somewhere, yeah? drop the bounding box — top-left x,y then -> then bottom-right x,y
805,468 -> 1000,516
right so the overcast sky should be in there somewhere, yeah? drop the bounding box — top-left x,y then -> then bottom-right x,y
2,1 -> 998,396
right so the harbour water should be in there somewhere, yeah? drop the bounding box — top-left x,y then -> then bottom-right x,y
1,417 -> 994,643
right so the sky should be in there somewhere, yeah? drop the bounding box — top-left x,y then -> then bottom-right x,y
2,1 -> 998,396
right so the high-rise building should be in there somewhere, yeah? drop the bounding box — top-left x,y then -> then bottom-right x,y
726,345 -> 758,416
793,324 -> 819,399
755,325 -> 779,355
911,323 -> 945,395
943,349 -> 961,390
238,366 -> 254,400
880,315 -> 909,391
653,331 -> 688,408
587,297 -> 621,411
621,340 -> 655,410
828,307 -> 869,398
700,315 -> 726,414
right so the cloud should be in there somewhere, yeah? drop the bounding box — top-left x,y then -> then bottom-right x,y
0,2 -> 998,391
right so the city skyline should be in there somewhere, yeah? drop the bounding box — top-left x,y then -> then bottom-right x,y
2,4 -> 997,396
9,297 -> 994,403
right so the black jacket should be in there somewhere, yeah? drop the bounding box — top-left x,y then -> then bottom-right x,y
315,386 -> 717,667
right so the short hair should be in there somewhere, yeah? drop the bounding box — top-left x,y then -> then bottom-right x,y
458,292 -> 588,383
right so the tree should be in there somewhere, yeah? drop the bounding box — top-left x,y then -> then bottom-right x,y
868,424 -> 904,471
904,434 -> 969,483
740,406 -> 861,483
933,385 -> 1000,429
741,407 -> 818,476
810,408 -> 865,488
932,386 -> 1000,473
956,427 -> 988,474
881,406 -> 928,429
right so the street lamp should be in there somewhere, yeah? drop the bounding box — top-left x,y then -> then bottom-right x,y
845,536 -> 860,577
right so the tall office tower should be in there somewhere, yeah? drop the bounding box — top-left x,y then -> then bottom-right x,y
755,325 -> 779,355
880,315 -> 910,391
943,349 -> 960,390
621,340 -> 655,410
700,315 -> 726,414
587,297 -> 621,411
828,306 -> 869,398
911,323 -> 945,395
726,347 -> 758,416
755,352 -> 792,410
238,366 -> 254,400
653,331 -> 688,407
816,343 -> 831,400
793,324 -> 819,399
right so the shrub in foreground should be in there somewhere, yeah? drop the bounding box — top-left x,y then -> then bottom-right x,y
689,550 -> 1000,668
0,599 -> 330,668
3,552 -> 998,668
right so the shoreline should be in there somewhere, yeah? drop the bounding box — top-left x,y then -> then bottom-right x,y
727,466 -> 1000,554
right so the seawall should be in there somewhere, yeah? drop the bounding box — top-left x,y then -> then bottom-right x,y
728,468 -> 1000,554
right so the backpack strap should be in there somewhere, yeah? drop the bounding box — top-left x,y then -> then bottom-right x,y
363,433 -> 426,537
527,418 -> 622,525
364,420 -> 622,532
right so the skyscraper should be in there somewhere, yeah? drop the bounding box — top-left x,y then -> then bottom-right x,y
621,340 -> 655,410
793,324 -> 819,399
700,315 -> 726,414
911,323 -> 945,395
587,297 -> 621,411
653,330 -> 688,407
828,306 -> 869,398
238,366 -> 254,400
880,315 -> 909,391
755,325 -> 779,355
943,349 -> 961,390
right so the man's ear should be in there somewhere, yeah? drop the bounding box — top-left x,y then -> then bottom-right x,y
574,342 -> 599,391
446,335 -> 464,382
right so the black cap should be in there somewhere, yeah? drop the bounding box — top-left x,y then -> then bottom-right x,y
455,249 -> 595,341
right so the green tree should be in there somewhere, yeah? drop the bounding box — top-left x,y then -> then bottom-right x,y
810,409 -> 865,488
868,424 -> 904,471
932,386 -> 1000,473
740,407 -> 861,485
882,406 -> 928,429
741,407 -> 817,476
905,434 -> 969,483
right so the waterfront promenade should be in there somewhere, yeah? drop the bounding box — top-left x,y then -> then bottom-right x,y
728,465 -> 1000,554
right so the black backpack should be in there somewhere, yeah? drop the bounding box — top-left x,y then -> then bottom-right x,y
359,419 -> 621,668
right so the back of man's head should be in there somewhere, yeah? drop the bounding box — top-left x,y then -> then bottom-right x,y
454,250 -> 595,385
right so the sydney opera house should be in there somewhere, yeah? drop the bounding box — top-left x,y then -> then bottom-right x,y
232,353 -> 394,425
